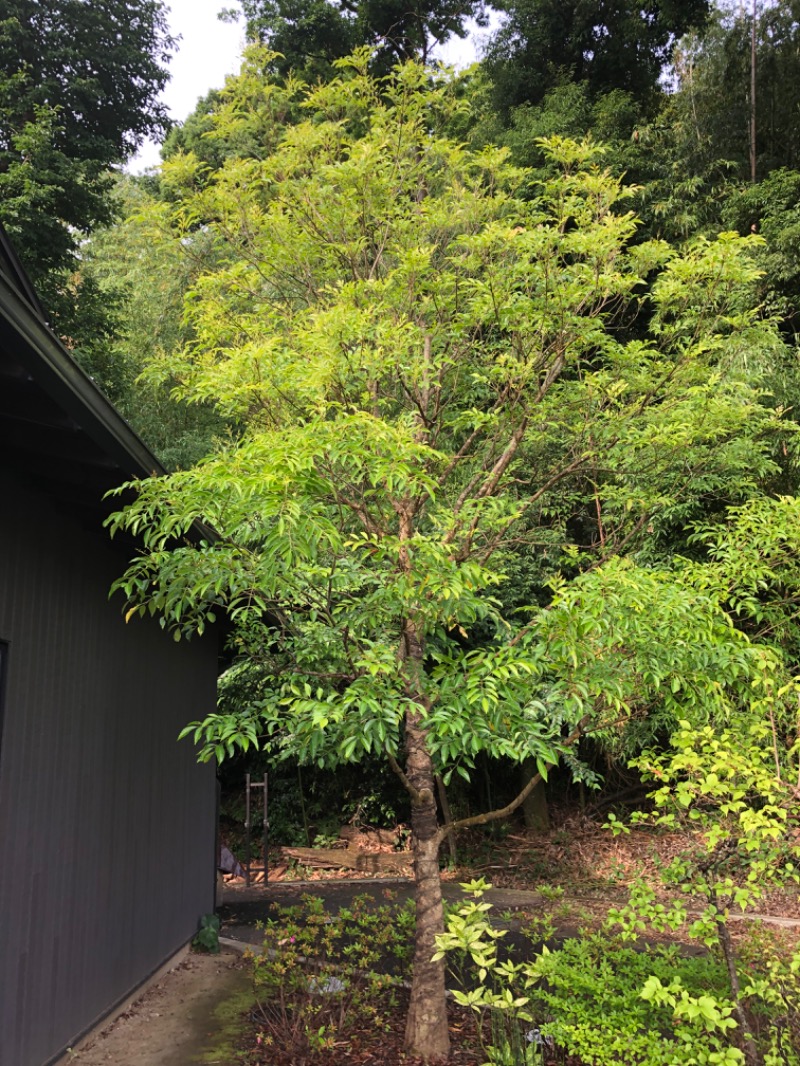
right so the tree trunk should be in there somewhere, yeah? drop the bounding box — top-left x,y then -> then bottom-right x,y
713,895 -> 759,1066
520,760 -> 550,831
436,774 -> 458,866
397,482 -> 449,1059
405,783 -> 449,1060
750,0 -> 758,184
402,619 -> 450,1059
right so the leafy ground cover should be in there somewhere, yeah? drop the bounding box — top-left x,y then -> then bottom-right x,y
232,890 -> 798,1066
243,989 -> 490,1066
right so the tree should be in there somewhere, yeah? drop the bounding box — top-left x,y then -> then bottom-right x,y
483,0 -> 710,116
228,0 -> 485,77
228,0 -> 357,80
107,54 -> 791,1059
610,711 -> 800,1066
0,0 -> 174,351
666,2 -> 800,185
723,169 -> 800,338
161,52 -> 306,171
80,175 -> 231,469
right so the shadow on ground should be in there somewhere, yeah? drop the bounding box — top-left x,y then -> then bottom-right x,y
218,877 -> 591,973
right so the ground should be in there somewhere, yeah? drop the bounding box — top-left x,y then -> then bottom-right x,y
64,818 -> 800,1065
65,951 -> 251,1066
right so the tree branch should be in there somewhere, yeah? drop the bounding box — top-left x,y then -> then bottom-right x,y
387,749 -> 426,804
435,383 -> 513,491
434,715 -> 591,846
473,452 -> 588,564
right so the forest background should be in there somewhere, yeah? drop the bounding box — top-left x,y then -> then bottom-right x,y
6,2 -> 800,1062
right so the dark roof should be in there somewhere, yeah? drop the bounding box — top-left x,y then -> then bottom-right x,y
0,227 -> 47,321
0,225 -> 167,527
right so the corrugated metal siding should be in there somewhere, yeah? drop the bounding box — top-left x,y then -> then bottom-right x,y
0,470 -> 218,1066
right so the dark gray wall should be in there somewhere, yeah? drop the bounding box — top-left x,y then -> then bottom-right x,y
0,470 -> 217,1066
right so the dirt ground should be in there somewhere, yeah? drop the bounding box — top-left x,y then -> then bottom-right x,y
64,950 -> 251,1066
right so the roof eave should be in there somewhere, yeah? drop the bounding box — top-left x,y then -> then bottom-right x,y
0,267 -> 167,483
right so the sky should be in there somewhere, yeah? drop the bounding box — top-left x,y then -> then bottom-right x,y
129,1 -> 494,173
130,0 -> 245,171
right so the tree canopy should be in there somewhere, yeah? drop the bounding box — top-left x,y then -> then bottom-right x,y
106,52 -> 798,1057
484,0 -> 711,114
0,0 -> 174,354
229,0 -> 486,77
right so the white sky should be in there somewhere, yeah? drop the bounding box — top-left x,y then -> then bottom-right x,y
128,2 -> 494,173
129,0 -> 245,172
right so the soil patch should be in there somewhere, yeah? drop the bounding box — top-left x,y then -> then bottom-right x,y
244,989 -> 494,1066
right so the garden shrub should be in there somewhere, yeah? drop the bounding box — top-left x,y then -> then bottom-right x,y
436,880 -> 748,1066
192,912 -> 221,953
738,925 -> 800,1066
250,892 -> 414,1056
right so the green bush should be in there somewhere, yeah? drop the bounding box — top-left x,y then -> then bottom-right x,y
738,924 -> 800,1066
531,938 -> 740,1066
250,892 -> 414,1056
435,880 -> 746,1066
192,913 -> 221,954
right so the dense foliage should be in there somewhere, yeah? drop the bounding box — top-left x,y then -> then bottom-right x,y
0,0 -> 173,366
484,0 -> 710,115
439,881 -> 800,1065
228,0 -> 486,75
103,47 -> 800,1058
32,3 -> 800,1061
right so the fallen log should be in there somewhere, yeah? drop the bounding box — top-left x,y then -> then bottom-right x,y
281,845 -> 412,875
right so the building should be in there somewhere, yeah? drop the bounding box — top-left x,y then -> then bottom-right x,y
0,229 -> 218,1066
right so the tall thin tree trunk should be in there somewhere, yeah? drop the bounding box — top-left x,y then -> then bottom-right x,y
402,619 -> 450,1061
297,764 -> 312,847
712,893 -> 758,1066
750,0 -> 758,183
396,369 -> 451,1057
520,760 -> 550,832
436,774 -> 458,866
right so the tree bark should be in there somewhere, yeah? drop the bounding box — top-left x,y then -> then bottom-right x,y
396,412 -> 449,1059
401,615 -> 450,1061
405,775 -> 449,1060
520,762 -> 550,832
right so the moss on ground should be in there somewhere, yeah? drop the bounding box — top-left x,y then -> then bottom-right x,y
195,963 -> 254,1064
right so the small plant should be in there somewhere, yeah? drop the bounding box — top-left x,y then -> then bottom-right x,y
283,857 -> 313,881
520,912 -> 556,946
536,884 -> 565,902
436,881 -> 746,1066
738,925 -> 800,1065
603,857 -> 629,885
483,1013 -> 545,1066
607,715 -> 800,1065
192,913 -> 221,954
250,893 -> 414,1057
